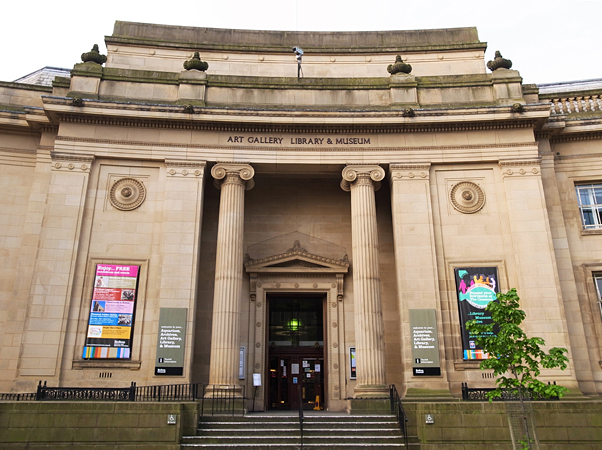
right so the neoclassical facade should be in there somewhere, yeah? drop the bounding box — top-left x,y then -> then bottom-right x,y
1,21 -> 602,410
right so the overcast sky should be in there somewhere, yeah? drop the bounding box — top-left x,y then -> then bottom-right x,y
2,0 -> 601,85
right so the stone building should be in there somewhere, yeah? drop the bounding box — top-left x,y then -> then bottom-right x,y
1,21 -> 602,411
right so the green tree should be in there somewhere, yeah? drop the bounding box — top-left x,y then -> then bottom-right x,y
466,288 -> 569,449
465,288 -> 569,403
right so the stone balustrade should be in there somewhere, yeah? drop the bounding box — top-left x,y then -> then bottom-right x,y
549,94 -> 602,114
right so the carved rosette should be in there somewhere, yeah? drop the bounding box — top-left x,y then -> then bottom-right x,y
340,165 -> 385,191
211,163 -> 255,190
450,181 -> 485,214
109,178 -> 146,211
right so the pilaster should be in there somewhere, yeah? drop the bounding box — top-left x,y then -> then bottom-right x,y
18,152 -> 94,378
499,157 -> 581,392
389,163 -> 449,395
341,164 -> 388,397
157,159 -> 207,381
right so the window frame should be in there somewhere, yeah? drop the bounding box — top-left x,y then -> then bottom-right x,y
575,183 -> 602,230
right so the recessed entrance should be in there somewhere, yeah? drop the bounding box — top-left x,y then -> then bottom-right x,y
267,295 -> 325,410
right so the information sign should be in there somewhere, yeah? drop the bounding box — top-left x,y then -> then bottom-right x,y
155,308 -> 187,375
410,309 -> 441,376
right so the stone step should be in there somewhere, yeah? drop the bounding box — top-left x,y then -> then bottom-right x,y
198,414 -> 397,423
184,435 -> 404,444
183,413 -> 416,450
181,442 -> 410,449
198,421 -> 399,430
197,427 -> 402,437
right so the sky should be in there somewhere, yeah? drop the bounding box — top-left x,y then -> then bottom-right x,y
1,0 -> 601,85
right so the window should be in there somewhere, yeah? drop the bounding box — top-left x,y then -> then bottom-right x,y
576,184 -> 602,229
594,274 -> 602,320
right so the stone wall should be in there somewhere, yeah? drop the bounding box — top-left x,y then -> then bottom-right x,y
0,402 -> 198,449
404,400 -> 602,450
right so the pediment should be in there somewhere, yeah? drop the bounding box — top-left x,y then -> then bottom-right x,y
244,240 -> 349,274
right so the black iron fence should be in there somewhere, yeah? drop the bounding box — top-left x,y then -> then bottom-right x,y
1,381 -> 246,415
0,392 -> 36,401
389,384 -> 408,447
461,382 -> 559,401
200,384 -> 246,416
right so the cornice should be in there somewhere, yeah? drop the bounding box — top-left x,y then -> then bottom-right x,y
551,131 -> 602,143
42,96 -> 549,132
53,114 -> 540,135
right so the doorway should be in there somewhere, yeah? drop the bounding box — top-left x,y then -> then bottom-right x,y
267,295 -> 325,410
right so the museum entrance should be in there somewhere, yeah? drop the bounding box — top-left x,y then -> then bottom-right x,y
267,295 -> 325,410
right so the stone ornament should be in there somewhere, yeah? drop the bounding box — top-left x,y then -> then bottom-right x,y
109,178 -> 146,211
341,165 -> 385,192
211,163 -> 255,190
387,55 -> 412,75
183,52 -> 209,71
450,181 -> 485,214
81,44 -> 107,65
486,51 -> 512,71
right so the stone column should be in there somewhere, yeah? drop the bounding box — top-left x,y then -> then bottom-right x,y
341,165 -> 388,397
208,163 -> 254,387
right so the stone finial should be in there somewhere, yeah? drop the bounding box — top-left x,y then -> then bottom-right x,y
387,55 -> 412,75
486,50 -> 512,71
184,52 -> 209,71
81,44 -> 107,65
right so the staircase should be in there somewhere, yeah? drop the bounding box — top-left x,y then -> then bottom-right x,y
181,412 -> 419,449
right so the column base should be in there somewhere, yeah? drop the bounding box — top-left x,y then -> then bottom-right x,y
203,384 -> 245,399
350,398 -> 391,414
353,384 -> 390,398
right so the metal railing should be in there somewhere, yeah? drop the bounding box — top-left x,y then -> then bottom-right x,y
389,384 -> 408,447
1,381 -> 245,415
461,382 -> 559,401
200,384 -> 246,416
297,382 -> 304,450
0,392 -> 36,401
135,382 -> 201,402
36,381 -> 134,401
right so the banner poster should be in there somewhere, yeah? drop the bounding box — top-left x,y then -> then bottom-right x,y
349,347 -> 357,379
454,267 -> 500,360
83,264 -> 140,359
155,308 -> 187,376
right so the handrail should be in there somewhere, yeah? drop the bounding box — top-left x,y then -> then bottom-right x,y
389,384 -> 408,447
297,381 -> 304,450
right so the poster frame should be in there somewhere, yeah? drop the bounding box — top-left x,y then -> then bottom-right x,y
454,266 -> 500,361
82,263 -> 141,360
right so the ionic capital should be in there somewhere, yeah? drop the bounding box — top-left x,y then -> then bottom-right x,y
340,165 -> 385,192
211,163 -> 255,190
